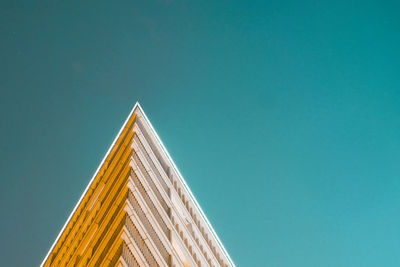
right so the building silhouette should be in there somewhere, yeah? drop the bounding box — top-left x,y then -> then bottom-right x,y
41,103 -> 234,267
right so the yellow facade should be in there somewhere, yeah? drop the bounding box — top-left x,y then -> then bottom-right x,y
44,113 -> 136,266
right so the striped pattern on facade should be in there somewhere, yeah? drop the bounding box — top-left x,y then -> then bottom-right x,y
41,104 -> 234,267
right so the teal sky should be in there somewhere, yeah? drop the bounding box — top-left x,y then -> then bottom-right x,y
1,1 -> 399,266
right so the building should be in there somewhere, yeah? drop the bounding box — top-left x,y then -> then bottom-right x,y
41,103 -> 235,267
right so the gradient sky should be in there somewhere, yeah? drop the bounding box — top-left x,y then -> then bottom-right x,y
1,1 -> 399,266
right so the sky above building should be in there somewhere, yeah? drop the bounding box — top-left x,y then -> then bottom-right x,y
0,0 -> 399,266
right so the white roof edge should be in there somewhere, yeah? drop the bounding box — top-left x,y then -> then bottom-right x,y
40,102 -> 140,267
136,103 -> 236,267
40,102 -> 235,267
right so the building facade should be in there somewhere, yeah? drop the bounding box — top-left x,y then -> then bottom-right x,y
41,103 -> 235,267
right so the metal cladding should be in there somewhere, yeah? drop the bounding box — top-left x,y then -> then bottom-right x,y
41,103 -> 235,267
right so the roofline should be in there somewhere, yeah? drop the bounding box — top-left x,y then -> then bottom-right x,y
40,102 -> 235,267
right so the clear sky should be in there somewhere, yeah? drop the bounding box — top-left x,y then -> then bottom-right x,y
0,1 -> 399,266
